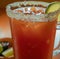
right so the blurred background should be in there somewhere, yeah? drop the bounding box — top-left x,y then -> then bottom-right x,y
0,0 -> 60,9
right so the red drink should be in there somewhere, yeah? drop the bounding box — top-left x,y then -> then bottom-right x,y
6,1 -> 57,59
12,18 -> 56,59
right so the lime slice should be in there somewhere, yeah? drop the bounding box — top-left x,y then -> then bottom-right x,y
45,2 -> 60,13
45,2 -> 60,22
2,47 -> 14,57
0,44 -> 3,53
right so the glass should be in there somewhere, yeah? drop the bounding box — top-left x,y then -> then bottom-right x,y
52,1 -> 60,58
53,6 -> 60,58
6,1 -> 60,59
53,25 -> 60,59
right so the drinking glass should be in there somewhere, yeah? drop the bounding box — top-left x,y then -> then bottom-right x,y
53,23 -> 60,59
6,1 -> 60,59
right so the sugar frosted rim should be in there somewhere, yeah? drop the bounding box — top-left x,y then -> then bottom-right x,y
6,1 -> 58,22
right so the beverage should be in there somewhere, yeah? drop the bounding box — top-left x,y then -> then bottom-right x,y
6,1 -> 58,59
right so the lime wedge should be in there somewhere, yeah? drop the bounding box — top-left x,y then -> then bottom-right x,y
0,44 -> 3,53
45,2 -> 60,22
2,47 -> 14,57
45,2 -> 60,13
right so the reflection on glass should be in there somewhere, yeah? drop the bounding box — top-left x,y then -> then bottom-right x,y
53,23 -> 60,59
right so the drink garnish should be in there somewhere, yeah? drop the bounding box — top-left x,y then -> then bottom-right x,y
45,2 -> 60,13
45,2 -> 60,21
2,47 -> 14,57
0,44 -> 3,53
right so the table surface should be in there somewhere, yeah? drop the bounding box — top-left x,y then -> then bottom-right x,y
0,8 -> 60,59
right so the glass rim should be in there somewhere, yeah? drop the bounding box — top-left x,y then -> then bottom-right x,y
6,1 -> 59,22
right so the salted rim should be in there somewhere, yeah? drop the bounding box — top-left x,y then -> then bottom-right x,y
6,1 -> 59,22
